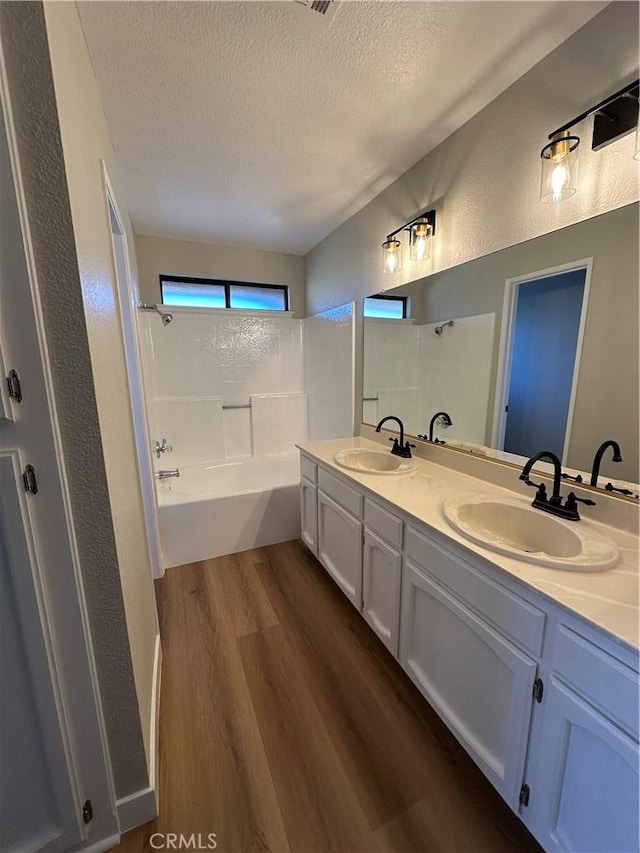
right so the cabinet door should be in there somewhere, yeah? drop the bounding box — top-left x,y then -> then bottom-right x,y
400,559 -> 537,807
317,490 -> 362,608
300,476 -> 318,555
362,528 -> 402,655
529,676 -> 639,853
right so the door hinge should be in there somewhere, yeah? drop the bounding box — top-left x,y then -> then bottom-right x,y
82,799 -> 93,824
6,369 -> 22,402
533,677 -> 544,703
23,464 -> 38,495
519,783 -> 530,807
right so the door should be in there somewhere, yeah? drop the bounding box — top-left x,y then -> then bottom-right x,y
399,560 -> 537,807
499,265 -> 589,461
362,528 -> 402,655
0,453 -> 81,852
0,91 -> 114,848
317,490 -> 362,608
529,676 -> 639,853
300,476 -> 318,555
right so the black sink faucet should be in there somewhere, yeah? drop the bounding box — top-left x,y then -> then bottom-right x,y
520,450 -> 563,505
375,416 -> 415,459
520,450 -> 595,521
590,440 -> 622,487
419,411 -> 453,443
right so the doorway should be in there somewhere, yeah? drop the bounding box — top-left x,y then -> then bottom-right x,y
493,261 -> 591,463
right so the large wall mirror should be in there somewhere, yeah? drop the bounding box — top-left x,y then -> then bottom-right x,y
362,202 -> 639,489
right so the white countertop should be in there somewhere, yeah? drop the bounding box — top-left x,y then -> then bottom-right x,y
298,437 -> 640,652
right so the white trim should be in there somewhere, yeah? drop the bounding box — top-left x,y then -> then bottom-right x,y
116,633 -> 161,834
116,785 -> 158,835
149,634 -> 162,792
79,833 -> 121,853
491,258 -> 593,464
561,260 -> 593,465
101,162 -> 164,580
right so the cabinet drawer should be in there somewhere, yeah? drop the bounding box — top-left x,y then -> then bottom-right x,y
364,498 -> 403,549
300,454 -> 317,484
553,623 -> 639,738
318,467 -> 363,519
406,526 -> 545,656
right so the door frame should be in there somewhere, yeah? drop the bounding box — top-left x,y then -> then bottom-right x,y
0,52 -> 119,849
101,163 -> 163,579
491,258 -> 593,464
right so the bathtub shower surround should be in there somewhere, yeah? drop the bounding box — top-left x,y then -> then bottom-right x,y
139,307 -> 309,566
363,312 -> 495,442
304,302 -> 356,441
140,308 -> 308,463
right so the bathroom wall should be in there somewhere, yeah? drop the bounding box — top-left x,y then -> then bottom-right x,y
140,309 -> 307,465
363,313 -> 495,443
135,233 -> 305,317
304,303 -> 356,441
32,0 -> 158,798
305,2 -> 640,315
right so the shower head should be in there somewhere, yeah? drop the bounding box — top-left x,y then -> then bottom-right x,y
434,320 -> 454,335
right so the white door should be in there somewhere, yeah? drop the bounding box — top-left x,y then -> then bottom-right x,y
530,677 -> 639,853
317,490 -> 362,608
0,453 -> 81,852
0,91 -> 114,849
399,560 -> 537,807
362,528 -> 401,655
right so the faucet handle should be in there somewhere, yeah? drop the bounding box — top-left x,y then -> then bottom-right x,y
561,471 -> 583,483
520,477 -> 547,502
565,492 -> 596,511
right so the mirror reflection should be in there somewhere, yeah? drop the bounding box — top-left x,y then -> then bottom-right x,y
363,202 -> 639,488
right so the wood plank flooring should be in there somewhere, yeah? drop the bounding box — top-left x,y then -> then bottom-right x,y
115,540 -> 542,853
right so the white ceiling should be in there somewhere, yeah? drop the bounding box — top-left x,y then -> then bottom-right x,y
78,1 -> 606,255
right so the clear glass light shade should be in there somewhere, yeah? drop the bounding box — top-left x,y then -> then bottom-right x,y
409,219 -> 433,262
540,132 -> 580,203
382,239 -> 402,274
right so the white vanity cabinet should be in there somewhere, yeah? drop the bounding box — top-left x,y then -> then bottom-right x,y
316,467 -> 363,609
400,542 -> 540,808
525,622 -> 639,852
362,499 -> 403,654
297,448 -> 640,852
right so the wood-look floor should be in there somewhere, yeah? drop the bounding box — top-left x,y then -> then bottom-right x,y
116,540 -> 542,853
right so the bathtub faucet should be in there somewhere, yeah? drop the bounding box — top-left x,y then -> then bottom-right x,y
154,438 -> 172,459
155,468 -> 180,480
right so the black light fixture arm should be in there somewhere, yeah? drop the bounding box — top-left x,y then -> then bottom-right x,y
548,79 -> 639,140
385,208 -> 436,241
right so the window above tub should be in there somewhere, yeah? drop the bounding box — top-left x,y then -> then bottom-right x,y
160,275 -> 289,312
363,294 -> 408,319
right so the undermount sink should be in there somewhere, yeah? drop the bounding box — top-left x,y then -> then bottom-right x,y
333,449 -> 417,475
443,496 -> 620,571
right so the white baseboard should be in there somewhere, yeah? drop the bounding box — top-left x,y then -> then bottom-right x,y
116,785 -> 157,835
116,634 -> 162,834
80,832 -> 121,853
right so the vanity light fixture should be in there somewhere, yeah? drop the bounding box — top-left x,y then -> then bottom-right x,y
540,78 -> 639,203
382,209 -> 436,273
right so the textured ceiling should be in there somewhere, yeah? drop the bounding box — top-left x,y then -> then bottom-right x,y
78,1 -> 606,254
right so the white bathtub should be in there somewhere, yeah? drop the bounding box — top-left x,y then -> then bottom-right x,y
156,454 -> 301,568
